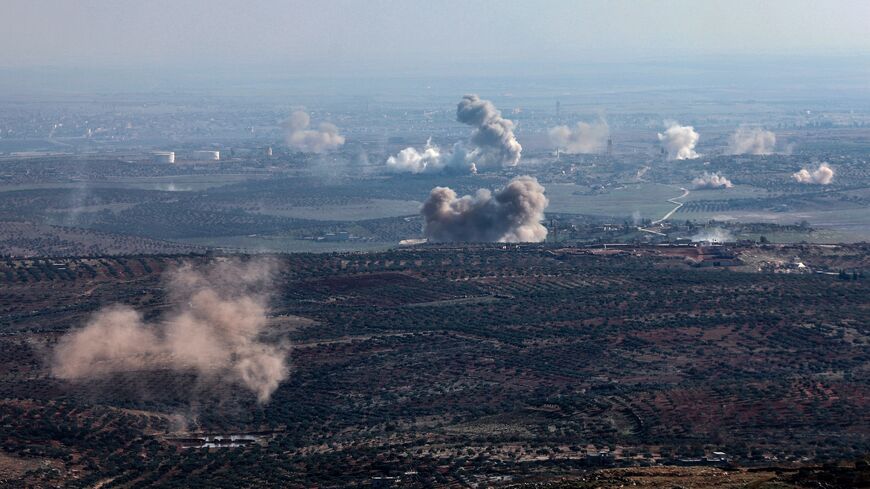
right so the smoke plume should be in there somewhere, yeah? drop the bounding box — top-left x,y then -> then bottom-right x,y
548,120 -> 610,154
387,138 -> 466,173
285,110 -> 345,153
692,171 -> 733,189
52,260 -> 288,403
421,175 -> 548,243
728,126 -> 776,155
456,94 -> 522,168
691,227 -> 734,243
658,122 -> 700,160
793,163 -> 834,185
386,95 -> 520,173
631,210 -> 643,226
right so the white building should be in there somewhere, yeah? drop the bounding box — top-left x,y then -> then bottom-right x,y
153,151 -> 175,164
192,150 -> 220,161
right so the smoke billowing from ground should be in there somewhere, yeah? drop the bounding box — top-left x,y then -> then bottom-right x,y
421,176 -> 548,243
386,95 -> 520,173
52,260 -> 288,404
691,227 -> 734,243
793,163 -> 834,185
548,120 -> 610,154
658,122 -> 700,160
386,138 -> 458,174
728,126 -> 776,155
285,110 -> 345,153
456,94 -> 522,168
387,146 -> 440,174
692,171 -> 733,189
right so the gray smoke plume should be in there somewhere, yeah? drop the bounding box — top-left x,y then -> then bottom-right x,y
52,260 -> 288,404
456,94 -> 522,168
386,95 -> 520,173
285,110 -> 345,153
793,163 -> 834,185
421,175 -> 548,243
548,120 -> 610,154
692,171 -> 733,189
728,126 -> 776,155
658,122 -> 700,160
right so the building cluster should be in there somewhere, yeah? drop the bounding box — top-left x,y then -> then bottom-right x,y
152,150 -> 219,164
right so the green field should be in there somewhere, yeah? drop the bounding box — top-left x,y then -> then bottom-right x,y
546,182 -> 681,221
681,184 -> 773,201
677,208 -> 870,242
0,174 -> 268,193
177,235 -> 396,253
253,198 -> 421,221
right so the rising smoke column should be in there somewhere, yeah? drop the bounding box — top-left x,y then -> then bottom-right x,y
793,163 -> 834,185
658,122 -> 700,160
692,171 -> 733,189
285,110 -> 345,153
548,120 -> 610,154
728,126 -> 776,155
386,95 -> 520,173
421,175 -> 548,243
52,260 -> 288,404
456,94 -> 522,168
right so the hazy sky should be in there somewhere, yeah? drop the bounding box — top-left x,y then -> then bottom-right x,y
2,0 -> 869,75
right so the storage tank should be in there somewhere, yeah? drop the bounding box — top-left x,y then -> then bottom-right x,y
153,151 -> 175,164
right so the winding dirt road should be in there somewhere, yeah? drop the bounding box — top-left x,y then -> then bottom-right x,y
653,187 -> 689,224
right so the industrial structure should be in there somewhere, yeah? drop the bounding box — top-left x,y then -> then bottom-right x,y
153,151 -> 175,164
191,150 -> 220,161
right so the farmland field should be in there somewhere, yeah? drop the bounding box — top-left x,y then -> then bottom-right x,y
0,244 -> 867,487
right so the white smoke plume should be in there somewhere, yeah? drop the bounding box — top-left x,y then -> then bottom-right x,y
548,120 -> 610,154
285,110 -> 345,153
691,227 -> 734,243
631,210 -> 643,226
386,95 -> 520,173
421,175 -> 548,243
692,171 -> 733,189
658,122 -> 700,160
386,146 -> 436,174
728,126 -> 776,155
385,140 -> 476,174
386,138 -> 451,174
793,163 -> 834,185
52,260 -> 288,404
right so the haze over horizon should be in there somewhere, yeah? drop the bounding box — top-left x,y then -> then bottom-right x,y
2,0 -> 869,78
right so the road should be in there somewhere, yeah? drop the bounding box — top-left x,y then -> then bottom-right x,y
652,187 -> 689,224
636,187 -> 690,235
